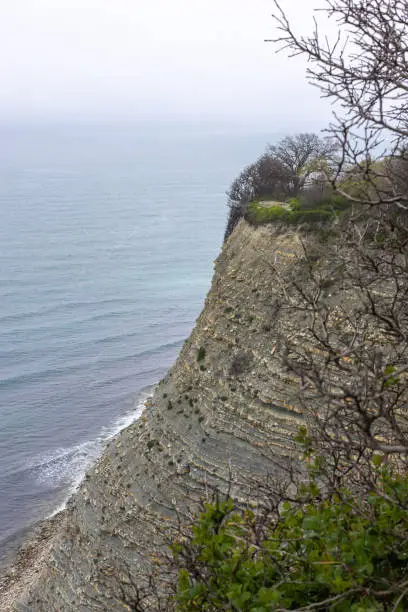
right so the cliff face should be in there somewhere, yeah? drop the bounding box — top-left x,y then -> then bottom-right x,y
17,221 -> 306,610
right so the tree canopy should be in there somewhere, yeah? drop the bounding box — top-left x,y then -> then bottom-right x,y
224,133 -> 333,239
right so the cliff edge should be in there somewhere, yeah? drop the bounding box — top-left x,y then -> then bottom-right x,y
15,220 -> 306,610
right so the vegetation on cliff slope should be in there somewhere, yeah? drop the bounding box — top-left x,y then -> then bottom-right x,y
175,451 -> 408,611
169,0 -> 408,610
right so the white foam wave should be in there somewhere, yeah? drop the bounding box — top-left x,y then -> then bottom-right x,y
25,389 -> 151,517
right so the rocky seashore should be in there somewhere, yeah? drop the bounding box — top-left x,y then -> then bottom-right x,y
7,220 -> 307,610
0,513 -> 65,612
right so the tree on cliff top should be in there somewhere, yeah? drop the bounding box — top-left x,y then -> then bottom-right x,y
224,153 -> 292,239
268,133 -> 336,194
270,0 -> 408,205
224,133 -> 333,240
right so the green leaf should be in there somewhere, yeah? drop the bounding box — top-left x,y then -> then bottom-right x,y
372,454 -> 382,467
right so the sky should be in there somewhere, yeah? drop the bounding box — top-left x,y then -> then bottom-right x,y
0,0 -> 332,127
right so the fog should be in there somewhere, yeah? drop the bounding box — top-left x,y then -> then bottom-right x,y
0,0 -> 332,128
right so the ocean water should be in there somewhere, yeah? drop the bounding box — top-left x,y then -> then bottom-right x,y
0,121 -> 277,551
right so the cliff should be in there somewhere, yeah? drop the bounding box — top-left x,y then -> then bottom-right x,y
15,220 -> 306,610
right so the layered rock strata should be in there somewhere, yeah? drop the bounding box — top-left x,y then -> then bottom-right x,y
16,221 -> 306,610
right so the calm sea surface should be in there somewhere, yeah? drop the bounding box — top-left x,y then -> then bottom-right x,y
0,121 -> 277,550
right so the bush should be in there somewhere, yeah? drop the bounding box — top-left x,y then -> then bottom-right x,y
246,203 -> 289,224
174,454 -> 408,611
197,347 -> 206,362
224,134 -> 335,239
245,194 -> 351,228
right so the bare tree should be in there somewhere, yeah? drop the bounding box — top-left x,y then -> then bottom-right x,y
225,133 -> 334,240
261,0 -> 408,512
225,153 -> 293,239
269,0 -> 408,206
268,133 -> 336,195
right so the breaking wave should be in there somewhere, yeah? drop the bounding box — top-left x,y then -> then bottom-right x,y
25,388 -> 152,516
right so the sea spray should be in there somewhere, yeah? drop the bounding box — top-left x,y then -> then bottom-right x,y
25,387 -> 153,518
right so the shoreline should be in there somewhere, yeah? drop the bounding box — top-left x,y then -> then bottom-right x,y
0,389 -> 153,609
0,511 -> 65,611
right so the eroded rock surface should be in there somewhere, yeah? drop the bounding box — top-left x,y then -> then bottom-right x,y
16,221 -> 305,610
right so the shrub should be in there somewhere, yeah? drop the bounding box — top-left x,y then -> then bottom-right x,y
245,194 -> 351,229
229,352 -> 251,377
246,202 -> 289,224
174,456 -> 408,611
224,134 -> 336,239
197,347 -> 206,362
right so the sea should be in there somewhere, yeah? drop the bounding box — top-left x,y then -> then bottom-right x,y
0,120 -> 278,555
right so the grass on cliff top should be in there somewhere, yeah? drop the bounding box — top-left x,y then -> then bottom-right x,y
245,194 -> 351,227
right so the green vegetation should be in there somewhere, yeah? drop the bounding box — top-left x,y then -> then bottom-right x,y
245,194 -> 351,227
174,442 -> 408,611
197,347 -> 206,362
225,133 -> 336,239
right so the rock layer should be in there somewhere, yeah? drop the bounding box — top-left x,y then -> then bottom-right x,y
16,221 -> 305,610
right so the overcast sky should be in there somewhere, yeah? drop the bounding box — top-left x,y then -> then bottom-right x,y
0,0 -> 332,127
